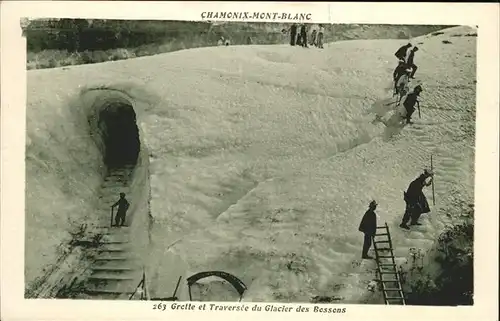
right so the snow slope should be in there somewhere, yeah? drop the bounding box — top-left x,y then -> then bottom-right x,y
25,26 -> 476,302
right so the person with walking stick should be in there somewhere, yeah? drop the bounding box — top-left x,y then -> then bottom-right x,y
111,192 -> 130,227
402,84 -> 423,124
400,169 -> 434,230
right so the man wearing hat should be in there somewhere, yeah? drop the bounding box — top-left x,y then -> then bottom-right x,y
111,192 -> 130,227
402,85 -> 423,124
358,200 -> 378,259
400,169 -> 434,229
394,43 -> 412,62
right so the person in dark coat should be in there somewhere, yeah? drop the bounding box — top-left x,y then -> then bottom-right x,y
407,46 -> 419,78
359,200 -> 378,259
290,24 -> 297,46
112,192 -> 130,227
395,43 -> 412,61
299,24 -> 308,47
400,169 -> 433,229
402,85 -> 423,124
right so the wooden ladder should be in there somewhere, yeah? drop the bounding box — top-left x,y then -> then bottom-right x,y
373,222 -> 406,305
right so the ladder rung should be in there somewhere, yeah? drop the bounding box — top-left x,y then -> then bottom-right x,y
377,256 -> 394,258
380,268 -> 397,273
380,270 -> 397,274
386,296 -> 405,300
383,288 -> 403,291
376,226 -> 387,229
374,240 -> 390,243
376,248 -> 393,251
380,263 -> 396,266
375,233 -> 389,236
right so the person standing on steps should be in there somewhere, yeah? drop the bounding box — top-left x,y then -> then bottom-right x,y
112,192 -> 130,227
402,85 -> 423,124
359,200 -> 378,259
400,169 -> 434,230
395,43 -> 412,62
406,46 -> 419,78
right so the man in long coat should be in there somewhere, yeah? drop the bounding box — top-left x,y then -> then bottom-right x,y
359,200 -> 378,259
400,169 -> 433,229
290,24 -> 297,46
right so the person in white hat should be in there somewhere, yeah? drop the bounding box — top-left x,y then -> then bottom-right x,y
400,169 -> 434,229
358,200 -> 378,259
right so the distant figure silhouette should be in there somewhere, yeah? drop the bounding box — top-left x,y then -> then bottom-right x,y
299,24 -> 308,47
402,85 -> 423,124
406,46 -> 419,78
317,24 -> 325,49
310,29 -> 317,46
359,200 -> 378,259
400,169 -> 433,229
290,24 -> 297,46
112,192 -> 130,227
395,43 -> 412,62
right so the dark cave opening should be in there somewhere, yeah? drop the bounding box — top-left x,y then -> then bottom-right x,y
97,101 -> 140,170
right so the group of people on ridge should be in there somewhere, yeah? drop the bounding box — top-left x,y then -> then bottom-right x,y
288,23 -> 325,48
392,43 -> 422,124
108,38 -> 430,265
359,169 -> 434,259
358,41 -> 433,259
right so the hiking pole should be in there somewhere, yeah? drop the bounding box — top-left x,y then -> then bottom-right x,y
171,276 -> 182,301
418,101 -> 421,119
110,207 -> 114,227
431,155 -> 436,206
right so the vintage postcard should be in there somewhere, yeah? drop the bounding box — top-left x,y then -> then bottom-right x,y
1,1 -> 498,321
